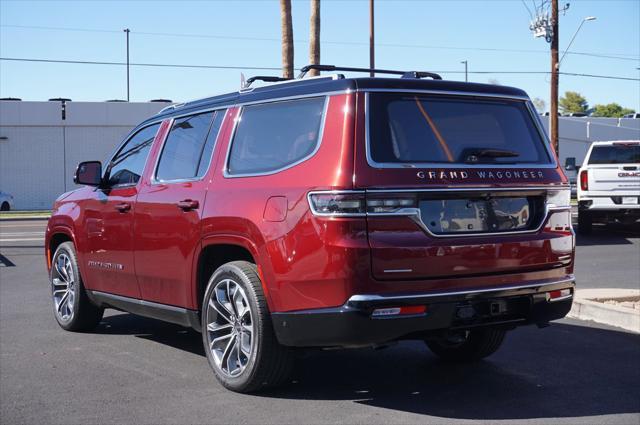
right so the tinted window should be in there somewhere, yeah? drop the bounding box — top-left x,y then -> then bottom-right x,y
227,97 -> 325,175
107,123 -> 160,186
156,112 -> 214,181
588,145 -> 640,164
369,94 -> 551,165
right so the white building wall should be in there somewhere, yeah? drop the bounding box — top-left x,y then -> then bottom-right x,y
1,100 -> 639,210
0,101 -> 170,210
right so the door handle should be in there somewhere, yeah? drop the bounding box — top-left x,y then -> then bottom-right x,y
114,202 -> 131,213
177,199 -> 199,211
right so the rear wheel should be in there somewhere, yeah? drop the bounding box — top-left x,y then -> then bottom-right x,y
50,242 -> 103,331
425,328 -> 506,362
577,210 -> 592,234
202,261 -> 292,393
0,202 -> 9,211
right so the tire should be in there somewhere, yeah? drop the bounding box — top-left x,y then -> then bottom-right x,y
425,328 -> 506,362
0,202 -> 9,211
577,210 -> 593,235
50,242 -> 103,331
201,261 -> 293,393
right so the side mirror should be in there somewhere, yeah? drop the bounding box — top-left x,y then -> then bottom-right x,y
74,161 -> 103,186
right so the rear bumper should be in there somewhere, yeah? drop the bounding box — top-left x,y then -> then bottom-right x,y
272,277 -> 575,347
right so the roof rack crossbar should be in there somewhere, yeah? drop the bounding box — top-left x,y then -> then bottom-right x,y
298,64 -> 442,80
243,75 -> 291,89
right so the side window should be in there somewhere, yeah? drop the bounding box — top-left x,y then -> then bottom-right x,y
155,112 -> 215,181
227,97 -> 325,175
107,123 -> 160,187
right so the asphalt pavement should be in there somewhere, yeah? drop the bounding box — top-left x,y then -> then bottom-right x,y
1,218 -> 639,424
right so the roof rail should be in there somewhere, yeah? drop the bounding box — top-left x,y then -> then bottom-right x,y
297,64 -> 442,81
242,75 -> 291,89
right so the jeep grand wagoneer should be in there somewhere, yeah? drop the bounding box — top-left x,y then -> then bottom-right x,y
46,65 -> 575,392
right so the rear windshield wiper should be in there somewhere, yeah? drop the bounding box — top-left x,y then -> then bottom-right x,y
462,148 -> 520,164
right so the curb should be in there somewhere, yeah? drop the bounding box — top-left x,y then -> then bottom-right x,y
568,289 -> 640,333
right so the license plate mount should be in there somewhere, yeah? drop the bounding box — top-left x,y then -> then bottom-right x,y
622,197 -> 638,205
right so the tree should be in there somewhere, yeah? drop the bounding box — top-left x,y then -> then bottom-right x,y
591,103 -> 636,118
280,0 -> 294,79
559,91 -> 588,115
308,0 -> 320,76
532,97 -> 546,113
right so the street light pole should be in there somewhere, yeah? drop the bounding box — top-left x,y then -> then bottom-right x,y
550,0 -> 559,155
369,0 -> 375,77
461,60 -> 468,82
124,28 -> 130,102
558,16 -> 596,68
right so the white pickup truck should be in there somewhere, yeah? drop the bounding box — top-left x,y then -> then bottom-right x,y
577,140 -> 640,234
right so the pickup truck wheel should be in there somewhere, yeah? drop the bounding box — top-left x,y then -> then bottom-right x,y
425,328 -> 506,362
202,261 -> 293,393
50,242 -> 103,331
577,210 -> 593,234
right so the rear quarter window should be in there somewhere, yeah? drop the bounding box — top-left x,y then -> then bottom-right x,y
227,97 -> 326,176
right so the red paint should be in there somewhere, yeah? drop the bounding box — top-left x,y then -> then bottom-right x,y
46,90 -> 574,315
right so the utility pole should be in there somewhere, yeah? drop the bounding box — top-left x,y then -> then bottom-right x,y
369,0 -> 374,76
550,0 -> 559,155
124,28 -> 130,102
461,60 -> 468,82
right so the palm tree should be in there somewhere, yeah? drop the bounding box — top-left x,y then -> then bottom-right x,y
280,0 -> 294,79
309,0 -> 320,76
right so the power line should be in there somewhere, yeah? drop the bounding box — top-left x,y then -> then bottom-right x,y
2,57 -> 639,81
2,24 -> 638,61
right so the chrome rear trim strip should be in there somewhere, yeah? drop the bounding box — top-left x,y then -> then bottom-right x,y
347,277 -> 575,303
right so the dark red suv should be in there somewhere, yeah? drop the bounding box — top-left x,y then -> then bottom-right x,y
45,65 -> 575,393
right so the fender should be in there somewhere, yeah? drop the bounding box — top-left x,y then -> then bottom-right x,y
193,233 -> 276,311
45,222 -> 76,271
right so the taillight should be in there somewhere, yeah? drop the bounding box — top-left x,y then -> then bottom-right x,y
580,170 -> 588,191
308,191 -> 366,216
308,191 -> 418,216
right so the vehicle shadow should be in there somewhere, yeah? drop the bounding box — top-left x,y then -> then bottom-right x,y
97,312 -> 205,357
575,222 -> 640,246
261,322 -> 640,420
96,313 -> 640,420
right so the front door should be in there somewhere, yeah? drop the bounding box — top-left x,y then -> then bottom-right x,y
134,110 -> 227,307
82,122 -> 161,299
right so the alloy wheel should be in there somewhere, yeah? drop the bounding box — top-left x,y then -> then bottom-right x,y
205,279 -> 254,377
52,253 -> 76,321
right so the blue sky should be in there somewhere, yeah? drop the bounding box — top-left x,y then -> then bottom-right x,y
1,0 -> 638,111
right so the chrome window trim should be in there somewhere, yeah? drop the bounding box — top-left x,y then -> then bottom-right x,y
363,90 -> 559,169
347,276 -> 575,303
150,109 -> 226,185
223,96 -> 330,178
307,187 -> 571,238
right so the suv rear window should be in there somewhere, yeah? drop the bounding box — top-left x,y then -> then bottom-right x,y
227,97 -> 326,175
368,93 -> 551,165
588,145 -> 640,164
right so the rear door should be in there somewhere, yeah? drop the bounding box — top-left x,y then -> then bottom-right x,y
584,142 -> 640,198
356,91 -> 572,281
133,110 -> 227,307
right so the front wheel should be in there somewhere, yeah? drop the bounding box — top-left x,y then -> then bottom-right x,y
202,261 -> 292,393
425,328 -> 506,362
50,242 -> 103,331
